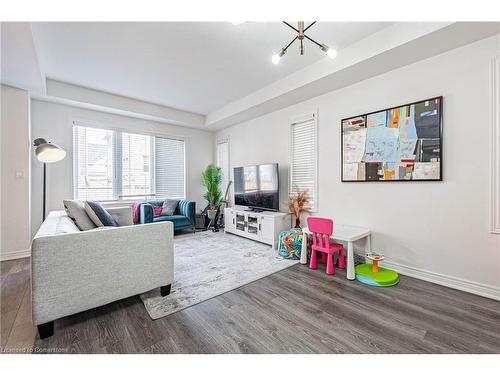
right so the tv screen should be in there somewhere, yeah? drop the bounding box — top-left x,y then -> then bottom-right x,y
234,163 -> 279,211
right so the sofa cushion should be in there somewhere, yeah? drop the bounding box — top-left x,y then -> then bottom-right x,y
34,211 -> 80,237
55,215 -> 81,235
153,215 -> 191,227
161,199 -> 179,216
85,201 -> 118,227
107,207 -> 133,226
63,199 -> 96,231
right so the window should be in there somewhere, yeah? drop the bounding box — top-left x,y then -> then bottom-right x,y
290,114 -> 318,211
74,126 -> 114,201
120,131 -> 153,198
74,123 -> 185,201
217,139 -> 230,194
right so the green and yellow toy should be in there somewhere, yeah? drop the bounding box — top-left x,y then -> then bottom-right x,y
355,252 -> 399,287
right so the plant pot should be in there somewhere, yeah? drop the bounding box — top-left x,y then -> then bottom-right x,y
294,217 -> 301,229
207,209 -> 217,220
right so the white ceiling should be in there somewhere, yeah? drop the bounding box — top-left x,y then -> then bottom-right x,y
31,22 -> 391,114
1,23 -> 45,93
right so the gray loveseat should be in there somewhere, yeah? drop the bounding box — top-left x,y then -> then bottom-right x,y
31,207 -> 174,339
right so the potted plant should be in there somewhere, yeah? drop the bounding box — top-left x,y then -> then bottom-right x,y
286,189 -> 311,228
202,164 -> 223,220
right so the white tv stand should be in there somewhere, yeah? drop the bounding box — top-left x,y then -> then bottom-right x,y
224,206 -> 290,249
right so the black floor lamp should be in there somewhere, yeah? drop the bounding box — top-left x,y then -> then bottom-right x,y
33,138 -> 66,221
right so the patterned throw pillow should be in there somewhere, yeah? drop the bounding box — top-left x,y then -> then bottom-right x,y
84,201 -> 118,227
153,205 -> 163,217
161,199 -> 179,216
63,199 -> 97,231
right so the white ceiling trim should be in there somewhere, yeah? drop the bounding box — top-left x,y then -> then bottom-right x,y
3,22 -> 500,133
29,22 -> 391,114
205,22 -> 500,129
41,79 -> 206,129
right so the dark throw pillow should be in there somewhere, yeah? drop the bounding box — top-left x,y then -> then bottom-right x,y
161,199 -> 179,216
84,201 -> 119,227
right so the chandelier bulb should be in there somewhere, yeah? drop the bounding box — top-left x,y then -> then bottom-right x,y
320,43 -> 337,59
272,48 -> 287,64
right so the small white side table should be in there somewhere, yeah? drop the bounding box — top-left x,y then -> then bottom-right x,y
300,224 -> 372,280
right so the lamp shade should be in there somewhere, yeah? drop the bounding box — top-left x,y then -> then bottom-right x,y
33,138 -> 66,163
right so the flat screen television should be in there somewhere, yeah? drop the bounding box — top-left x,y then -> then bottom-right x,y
233,163 -> 279,211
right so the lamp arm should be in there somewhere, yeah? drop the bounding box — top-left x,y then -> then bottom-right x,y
283,36 -> 298,52
303,21 -> 316,32
283,21 -> 317,34
282,21 -> 299,33
304,34 -> 323,48
43,163 -> 46,221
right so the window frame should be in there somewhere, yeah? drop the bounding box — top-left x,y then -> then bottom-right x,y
72,120 -> 187,203
491,57 -> 500,234
216,137 -> 230,197
288,111 -> 319,212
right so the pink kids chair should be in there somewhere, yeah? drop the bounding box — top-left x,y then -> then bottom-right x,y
306,216 -> 345,275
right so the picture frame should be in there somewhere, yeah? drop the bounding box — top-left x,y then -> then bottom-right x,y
341,96 -> 443,182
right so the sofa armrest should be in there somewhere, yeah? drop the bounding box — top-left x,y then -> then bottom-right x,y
31,221 -> 174,325
139,203 -> 154,224
178,200 -> 196,226
106,206 -> 133,226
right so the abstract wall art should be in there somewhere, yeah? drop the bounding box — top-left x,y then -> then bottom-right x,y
341,97 -> 442,182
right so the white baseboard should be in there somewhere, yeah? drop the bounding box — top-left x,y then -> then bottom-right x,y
384,260 -> 500,301
0,248 -> 31,262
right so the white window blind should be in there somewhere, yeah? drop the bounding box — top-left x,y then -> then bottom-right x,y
74,126 -> 115,201
290,115 -> 318,211
74,123 -> 185,201
217,139 -> 230,193
155,137 -> 185,199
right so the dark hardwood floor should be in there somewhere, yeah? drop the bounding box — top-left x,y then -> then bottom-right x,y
1,256 -> 499,354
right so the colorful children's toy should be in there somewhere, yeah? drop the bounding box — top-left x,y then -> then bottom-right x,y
367,252 -> 384,272
278,228 -> 312,260
355,251 -> 399,287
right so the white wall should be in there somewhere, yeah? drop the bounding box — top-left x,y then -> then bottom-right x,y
216,35 -> 500,298
1,85 -> 31,260
31,100 -> 214,236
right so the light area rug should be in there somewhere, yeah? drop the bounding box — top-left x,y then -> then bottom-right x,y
140,231 -> 298,319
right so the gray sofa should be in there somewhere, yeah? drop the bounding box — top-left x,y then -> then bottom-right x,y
31,207 -> 174,339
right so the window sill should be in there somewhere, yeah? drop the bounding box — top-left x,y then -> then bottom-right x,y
98,198 -> 187,207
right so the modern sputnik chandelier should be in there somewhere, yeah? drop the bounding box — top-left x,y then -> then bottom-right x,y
272,21 -> 337,64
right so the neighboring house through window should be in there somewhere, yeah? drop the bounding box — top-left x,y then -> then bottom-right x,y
73,122 -> 185,201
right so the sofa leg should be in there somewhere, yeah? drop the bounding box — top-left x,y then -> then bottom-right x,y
160,284 -> 172,297
37,321 -> 54,339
